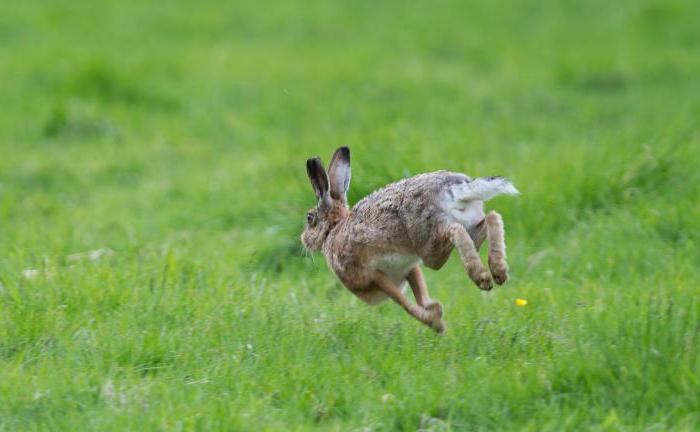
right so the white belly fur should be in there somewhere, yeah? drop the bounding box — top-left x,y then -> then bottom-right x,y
370,253 -> 422,287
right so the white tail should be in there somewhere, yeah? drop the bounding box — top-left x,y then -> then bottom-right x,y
451,177 -> 519,202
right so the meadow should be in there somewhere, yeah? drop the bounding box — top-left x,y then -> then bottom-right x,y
1,0 -> 699,430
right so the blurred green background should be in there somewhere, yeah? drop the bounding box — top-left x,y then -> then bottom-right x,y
1,0 -> 699,430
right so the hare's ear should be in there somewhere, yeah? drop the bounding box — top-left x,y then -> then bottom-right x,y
328,146 -> 351,202
306,157 -> 331,207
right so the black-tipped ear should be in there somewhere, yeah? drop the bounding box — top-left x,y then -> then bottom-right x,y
306,157 -> 330,204
328,147 -> 351,202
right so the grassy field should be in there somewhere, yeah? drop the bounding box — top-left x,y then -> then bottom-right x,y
1,0 -> 699,430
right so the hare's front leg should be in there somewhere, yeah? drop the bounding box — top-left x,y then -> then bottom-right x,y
447,224 -> 493,291
406,266 -> 444,326
374,271 -> 445,333
406,266 -> 433,306
485,211 -> 509,285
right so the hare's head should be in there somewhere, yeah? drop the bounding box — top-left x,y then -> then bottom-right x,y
301,147 -> 351,251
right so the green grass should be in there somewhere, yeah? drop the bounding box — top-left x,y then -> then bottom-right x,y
1,0 -> 699,430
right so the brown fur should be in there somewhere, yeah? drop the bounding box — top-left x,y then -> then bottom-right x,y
301,147 -> 515,333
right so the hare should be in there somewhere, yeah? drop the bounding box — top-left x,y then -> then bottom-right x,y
301,147 -> 518,332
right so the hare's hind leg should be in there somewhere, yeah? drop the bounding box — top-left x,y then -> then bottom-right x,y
485,211 -> 509,285
468,218 -> 488,250
374,271 -> 445,333
447,223 -> 493,291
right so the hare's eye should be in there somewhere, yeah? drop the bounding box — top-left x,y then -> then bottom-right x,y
306,212 -> 315,224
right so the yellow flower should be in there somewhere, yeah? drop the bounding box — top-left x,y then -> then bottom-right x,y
515,298 -> 528,307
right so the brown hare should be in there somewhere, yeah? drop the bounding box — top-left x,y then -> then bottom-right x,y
301,147 -> 518,332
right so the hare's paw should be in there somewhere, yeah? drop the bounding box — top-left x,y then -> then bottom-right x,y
424,301 -> 446,333
425,300 -> 443,319
430,318 -> 446,334
488,257 -> 509,285
470,268 -> 493,291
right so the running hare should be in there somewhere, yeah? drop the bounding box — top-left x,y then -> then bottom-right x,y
301,147 -> 518,332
